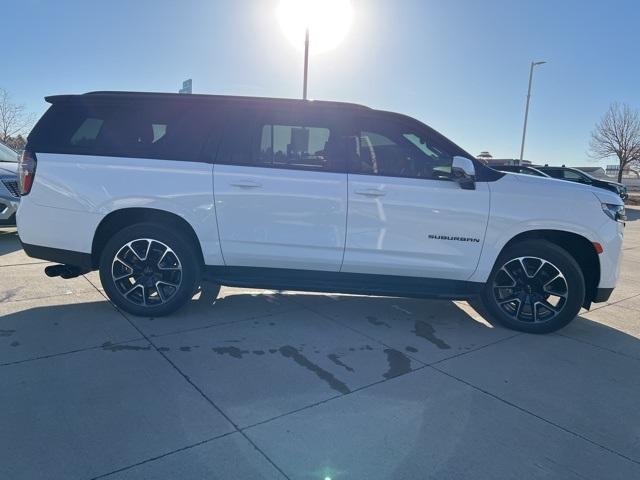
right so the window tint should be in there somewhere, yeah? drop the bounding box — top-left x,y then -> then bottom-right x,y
562,170 -> 589,182
28,100 -> 215,162
70,118 -> 104,146
217,109 -> 347,172
351,117 -> 454,180
542,169 -> 562,179
258,124 -> 332,170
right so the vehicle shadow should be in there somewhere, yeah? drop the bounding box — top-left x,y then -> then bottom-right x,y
3,289 -> 637,362
129,290 -> 640,366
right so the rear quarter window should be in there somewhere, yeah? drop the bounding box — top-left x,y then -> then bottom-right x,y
28,100 -> 218,162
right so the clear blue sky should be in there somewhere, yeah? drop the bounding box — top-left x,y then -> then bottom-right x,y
2,0 -> 639,167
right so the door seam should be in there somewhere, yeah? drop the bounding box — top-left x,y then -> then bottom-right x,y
338,173 -> 350,272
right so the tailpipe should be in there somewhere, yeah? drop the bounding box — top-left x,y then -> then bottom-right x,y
44,264 -> 86,279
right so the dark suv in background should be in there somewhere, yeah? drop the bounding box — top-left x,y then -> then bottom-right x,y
495,165 -> 549,177
535,165 -> 628,201
0,141 -> 19,226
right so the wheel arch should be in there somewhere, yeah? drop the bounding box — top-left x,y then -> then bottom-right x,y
91,208 -> 204,268
497,229 -> 600,307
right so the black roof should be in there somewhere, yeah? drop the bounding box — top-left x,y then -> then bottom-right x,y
45,91 -> 371,112
41,90 -> 475,160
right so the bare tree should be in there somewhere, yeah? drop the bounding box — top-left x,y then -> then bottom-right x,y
4,134 -> 27,152
0,88 -> 34,146
589,103 -> 640,183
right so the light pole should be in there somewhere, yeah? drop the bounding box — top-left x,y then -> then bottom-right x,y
519,60 -> 546,162
302,27 -> 310,100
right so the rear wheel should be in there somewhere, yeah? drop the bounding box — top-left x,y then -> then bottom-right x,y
481,240 -> 585,333
99,223 -> 201,317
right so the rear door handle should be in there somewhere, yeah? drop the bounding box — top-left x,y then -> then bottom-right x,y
355,189 -> 386,197
229,180 -> 262,188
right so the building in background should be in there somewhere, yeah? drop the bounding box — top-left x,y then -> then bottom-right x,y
574,166 -> 610,179
606,164 -> 639,179
476,151 -> 493,164
179,79 -> 192,94
475,152 -> 532,167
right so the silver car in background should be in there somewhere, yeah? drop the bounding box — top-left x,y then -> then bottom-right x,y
0,141 -> 19,226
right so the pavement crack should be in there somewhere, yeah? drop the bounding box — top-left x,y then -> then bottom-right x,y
431,364 -> 640,467
85,281 -> 292,480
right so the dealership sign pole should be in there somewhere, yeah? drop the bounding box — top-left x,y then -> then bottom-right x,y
519,61 -> 546,161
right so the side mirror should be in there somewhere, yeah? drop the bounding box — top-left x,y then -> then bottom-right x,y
451,156 -> 476,190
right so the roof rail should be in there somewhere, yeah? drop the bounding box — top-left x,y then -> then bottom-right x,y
43,91 -> 370,110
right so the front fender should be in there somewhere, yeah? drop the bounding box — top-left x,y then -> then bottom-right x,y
469,175 -> 607,283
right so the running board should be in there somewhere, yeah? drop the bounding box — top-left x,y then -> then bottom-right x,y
203,266 -> 483,300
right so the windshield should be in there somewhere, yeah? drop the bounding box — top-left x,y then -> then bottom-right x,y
572,169 -> 594,180
0,142 -> 18,162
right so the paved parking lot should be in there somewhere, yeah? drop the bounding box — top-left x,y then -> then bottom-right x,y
1,208 -> 639,479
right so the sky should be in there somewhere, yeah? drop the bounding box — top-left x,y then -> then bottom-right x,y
2,0 -> 639,167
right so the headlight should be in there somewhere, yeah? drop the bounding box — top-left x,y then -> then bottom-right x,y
602,203 -> 626,223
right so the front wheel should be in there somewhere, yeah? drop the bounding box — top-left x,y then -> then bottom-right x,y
99,223 -> 202,317
481,240 -> 585,334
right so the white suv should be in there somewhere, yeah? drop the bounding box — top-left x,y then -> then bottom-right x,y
17,92 -> 625,333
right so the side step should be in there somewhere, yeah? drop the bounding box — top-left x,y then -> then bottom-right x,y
44,264 -> 87,280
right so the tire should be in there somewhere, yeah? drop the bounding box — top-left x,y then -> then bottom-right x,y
99,223 -> 202,317
481,240 -> 585,334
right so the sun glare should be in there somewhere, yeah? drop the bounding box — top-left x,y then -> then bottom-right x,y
277,0 -> 353,54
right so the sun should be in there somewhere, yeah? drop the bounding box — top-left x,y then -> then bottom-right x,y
277,0 -> 354,54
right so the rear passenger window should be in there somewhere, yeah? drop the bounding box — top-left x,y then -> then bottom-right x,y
216,108 -> 347,172
70,118 -> 104,146
258,124 -> 331,170
28,100 -> 214,162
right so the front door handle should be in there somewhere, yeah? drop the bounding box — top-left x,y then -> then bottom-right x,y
355,189 -> 386,197
229,180 -> 262,188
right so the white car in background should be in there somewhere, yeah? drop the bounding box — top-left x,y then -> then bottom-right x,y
0,141 -> 19,226
16,92 -> 625,333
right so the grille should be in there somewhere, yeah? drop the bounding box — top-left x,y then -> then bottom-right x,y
1,179 -> 19,198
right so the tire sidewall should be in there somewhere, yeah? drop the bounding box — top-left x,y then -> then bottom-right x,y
482,240 -> 585,334
99,223 -> 201,317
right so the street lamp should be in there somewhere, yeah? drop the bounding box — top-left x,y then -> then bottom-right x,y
303,27 -> 310,100
519,60 -> 546,162
277,0 -> 353,101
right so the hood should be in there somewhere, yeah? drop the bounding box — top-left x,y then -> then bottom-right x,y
507,171 -> 591,191
0,162 -> 18,176
600,179 -> 625,188
503,171 -> 623,204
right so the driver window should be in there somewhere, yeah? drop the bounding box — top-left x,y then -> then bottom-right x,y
563,170 -> 589,183
351,118 -> 453,180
